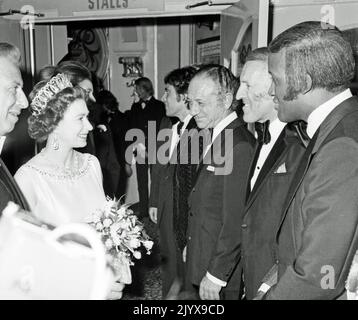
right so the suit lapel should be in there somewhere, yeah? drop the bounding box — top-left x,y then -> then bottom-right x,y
276,96 -> 358,239
0,157 -> 30,211
194,117 -> 242,186
275,132 -> 317,239
246,129 -> 287,210
169,117 -> 197,164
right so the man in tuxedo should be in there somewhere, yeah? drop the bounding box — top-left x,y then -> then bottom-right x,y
185,65 -> 255,300
149,66 -> 199,298
236,48 -> 306,299
129,77 -> 165,218
261,21 -> 358,299
0,45 -> 29,213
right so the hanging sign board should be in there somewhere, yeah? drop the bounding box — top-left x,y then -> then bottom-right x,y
0,0 -> 165,20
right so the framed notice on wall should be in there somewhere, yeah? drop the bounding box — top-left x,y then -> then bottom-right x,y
196,36 -> 221,65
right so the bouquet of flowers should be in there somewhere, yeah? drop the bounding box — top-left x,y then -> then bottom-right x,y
86,197 -> 154,284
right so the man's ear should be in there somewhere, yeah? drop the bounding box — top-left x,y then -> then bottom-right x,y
303,73 -> 313,95
223,92 -> 234,110
179,93 -> 187,103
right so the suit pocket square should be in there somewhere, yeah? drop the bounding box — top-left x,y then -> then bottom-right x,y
206,165 -> 215,172
274,163 -> 287,174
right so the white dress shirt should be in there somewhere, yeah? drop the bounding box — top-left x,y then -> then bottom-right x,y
205,111 -> 238,288
203,111 -> 238,157
169,114 -> 192,159
307,89 -> 353,138
0,136 -> 6,155
250,119 -> 286,190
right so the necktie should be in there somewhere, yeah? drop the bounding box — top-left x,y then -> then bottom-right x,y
198,128 -> 213,166
176,121 -> 184,136
288,120 -> 310,148
254,120 -> 271,145
172,122 -> 191,252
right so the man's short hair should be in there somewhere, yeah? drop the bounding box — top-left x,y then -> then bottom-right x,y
269,21 -> 355,100
193,64 -> 239,110
134,77 -> 154,96
245,47 -> 269,63
0,42 -> 21,66
164,66 -> 199,95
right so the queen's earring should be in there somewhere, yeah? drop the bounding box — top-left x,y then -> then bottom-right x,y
52,136 -> 59,150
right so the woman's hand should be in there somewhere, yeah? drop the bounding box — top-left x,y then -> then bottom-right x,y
107,281 -> 125,300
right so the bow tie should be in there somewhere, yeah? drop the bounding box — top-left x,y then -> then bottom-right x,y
255,120 -> 271,145
288,120 -> 310,148
140,100 -> 148,109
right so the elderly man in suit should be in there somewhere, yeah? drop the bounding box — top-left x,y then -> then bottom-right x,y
149,66 -> 199,298
260,21 -> 358,299
185,65 -> 255,300
0,44 -> 29,213
236,48 -> 306,299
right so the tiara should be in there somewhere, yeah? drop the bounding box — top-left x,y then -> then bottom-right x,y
31,73 -> 73,116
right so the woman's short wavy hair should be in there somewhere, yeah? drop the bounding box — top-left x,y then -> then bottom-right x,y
28,80 -> 85,141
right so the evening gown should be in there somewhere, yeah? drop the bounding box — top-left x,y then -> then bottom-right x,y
14,151 -> 106,226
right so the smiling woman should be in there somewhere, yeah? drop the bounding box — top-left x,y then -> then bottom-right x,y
13,73 -> 106,227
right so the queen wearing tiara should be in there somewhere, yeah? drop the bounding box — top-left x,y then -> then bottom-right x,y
14,73 -> 106,226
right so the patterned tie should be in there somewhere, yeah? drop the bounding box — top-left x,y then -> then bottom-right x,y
176,121 -> 184,137
172,123 -> 195,251
254,120 -> 271,145
196,128 -> 212,169
288,120 -> 310,148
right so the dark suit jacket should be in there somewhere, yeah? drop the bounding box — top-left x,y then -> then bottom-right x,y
241,125 -> 306,299
0,157 -> 29,215
265,96 -> 358,299
186,116 -> 255,292
129,96 -> 165,149
149,116 -> 198,296
150,116 -> 198,226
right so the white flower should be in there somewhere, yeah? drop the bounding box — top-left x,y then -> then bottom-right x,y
112,233 -> 122,246
133,251 -> 142,259
105,239 -> 113,249
128,238 -> 141,249
117,207 -> 127,218
96,222 -> 104,231
103,218 -> 113,228
104,199 -> 116,217
143,240 -> 154,250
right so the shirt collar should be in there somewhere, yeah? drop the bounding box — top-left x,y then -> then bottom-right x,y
307,89 -> 352,138
172,114 -> 192,133
212,112 -> 238,142
268,118 -> 286,141
0,136 -> 6,155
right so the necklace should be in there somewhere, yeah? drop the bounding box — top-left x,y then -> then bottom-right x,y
39,150 -> 80,178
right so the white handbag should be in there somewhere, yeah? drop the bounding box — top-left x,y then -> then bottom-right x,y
0,202 -> 114,300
